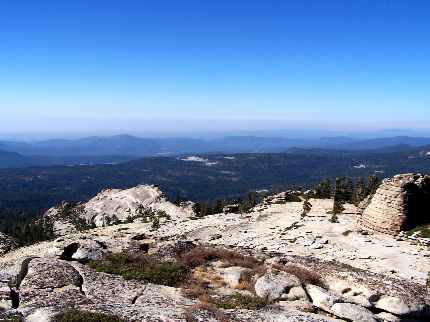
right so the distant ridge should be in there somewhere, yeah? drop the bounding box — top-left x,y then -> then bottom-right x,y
0,149 -> 45,168
0,135 -> 430,168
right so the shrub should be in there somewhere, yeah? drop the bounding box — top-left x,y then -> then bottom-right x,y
58,203 -> 95,231
285,194 -> 302,203
301,199 -> 312,217
54,310 -> 126,322
180,246 -> 261,269
329,213 -> 339,223
272,263 -> 324,287
405,225 -> 430,238
182,277 -> 211,299
129,206 -> 171,228
0,313 -> 24,322
88,253 -> 188,287
211,292 -> 268,310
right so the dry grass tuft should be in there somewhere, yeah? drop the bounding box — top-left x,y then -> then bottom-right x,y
180,246 -> 261,269
193,266 -> 227,288
272,263 -> 324,287
182,276 -> 211,300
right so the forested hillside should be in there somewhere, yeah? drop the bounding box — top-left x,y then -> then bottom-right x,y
0,146 -> 429,214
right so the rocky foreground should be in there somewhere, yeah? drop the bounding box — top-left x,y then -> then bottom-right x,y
0,180 -> 429,322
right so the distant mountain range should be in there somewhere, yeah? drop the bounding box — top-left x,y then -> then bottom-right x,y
1,134 -> 430,168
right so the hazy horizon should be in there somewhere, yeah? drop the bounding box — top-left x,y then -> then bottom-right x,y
2,122 -> 430,142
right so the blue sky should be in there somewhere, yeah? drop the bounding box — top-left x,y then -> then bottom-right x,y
1,0 -> 429,136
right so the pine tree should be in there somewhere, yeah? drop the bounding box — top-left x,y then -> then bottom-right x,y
192,203 -> 202,217
302,199 -> 312,217
367,175 -> 381,196
344,178 -> 354,203
333,177 -> 347,217
248,192 -> 257,208
353,177 -> 367,205
315,179 -> 332,199
213,200 -> 224,214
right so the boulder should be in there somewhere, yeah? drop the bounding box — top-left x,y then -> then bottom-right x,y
375,312 -> 401,322
217,266 -> 251,288
283,286 -> 308,301
0,282 -> 13,310
331,303 -> 377,322
255,271 -> 301,301
374,295 -> 428,317
358,174 -> 430,235
48,238 -> 107,262
305,285 -> 341,312
26,308 -> 57,322
326,279 -> 373,308
20,258 -> 82,290
19,258 -> 89,309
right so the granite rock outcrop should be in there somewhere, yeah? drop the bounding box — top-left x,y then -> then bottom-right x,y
358,173 -> 430,235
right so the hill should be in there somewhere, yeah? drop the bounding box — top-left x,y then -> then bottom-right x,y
0,150 -> 47,168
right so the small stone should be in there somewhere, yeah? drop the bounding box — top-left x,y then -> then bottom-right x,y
309,243 -> 323,249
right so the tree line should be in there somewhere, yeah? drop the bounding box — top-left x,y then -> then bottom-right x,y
0,208 -> 54,246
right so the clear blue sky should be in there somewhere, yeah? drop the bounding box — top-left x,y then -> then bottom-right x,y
1,0 -> 429,136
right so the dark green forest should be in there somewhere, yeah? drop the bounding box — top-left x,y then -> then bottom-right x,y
0,147 -> 429,240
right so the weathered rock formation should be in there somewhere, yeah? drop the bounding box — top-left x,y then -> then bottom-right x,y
358,173 -> 430,235
43,185 -> 193,236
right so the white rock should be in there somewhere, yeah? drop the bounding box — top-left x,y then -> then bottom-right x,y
306,285 -> 341,312
255,271 -> 301,301
278,299 -> 314,312
218,266 -> 250,288
284,286 -> 308,301
374,295 -> 426,316
26,308 -> 56,322
375,312 -> 401,322
326,279 -> 372,308
0,283 -> 12,310
331,303 -> 377,322
310,243 -> 324,249
71,241 -> 104,261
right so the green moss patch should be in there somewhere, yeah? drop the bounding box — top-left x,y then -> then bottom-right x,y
211,293 -> 268,310
88,253 -> 188,287
54,310 -> 126,322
